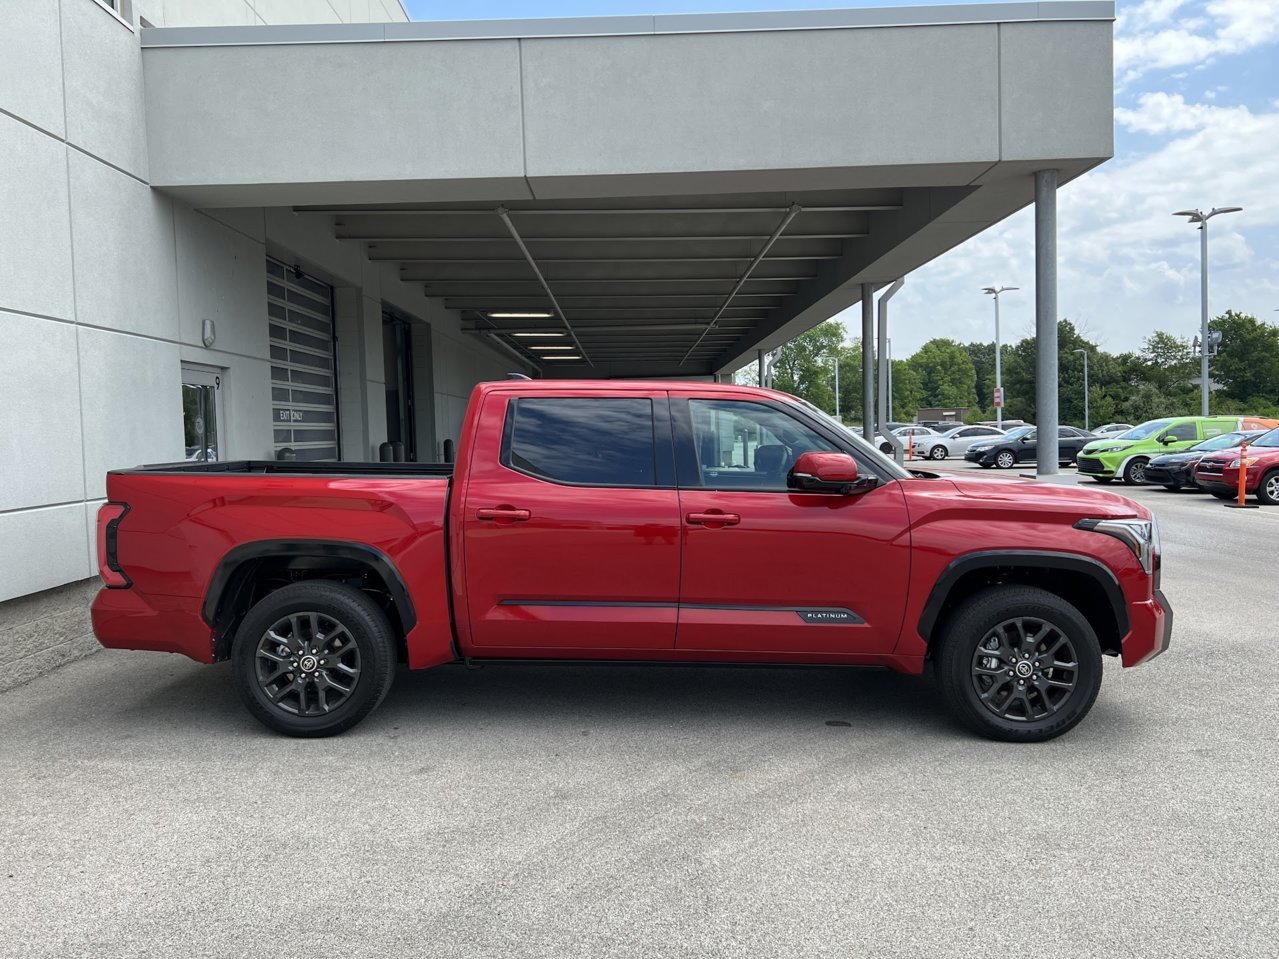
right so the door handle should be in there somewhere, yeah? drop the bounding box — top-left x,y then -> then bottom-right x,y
686,511 -> 740,527
476,507 -> 532,522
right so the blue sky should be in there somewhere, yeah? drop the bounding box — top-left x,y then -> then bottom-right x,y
404,0 -> 1279,359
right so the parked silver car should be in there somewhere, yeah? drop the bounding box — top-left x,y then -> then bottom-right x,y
912,424 -> 1006,460
876,424 -> 938,454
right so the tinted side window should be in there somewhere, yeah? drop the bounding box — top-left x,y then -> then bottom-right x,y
1166,422 -> 1198,441
506,398 -> 656,487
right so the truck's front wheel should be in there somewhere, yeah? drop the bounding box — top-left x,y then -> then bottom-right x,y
935,586 -> 1103,742
232,581 -> 397,737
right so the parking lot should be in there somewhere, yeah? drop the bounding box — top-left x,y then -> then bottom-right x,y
2,469 -> 1277,959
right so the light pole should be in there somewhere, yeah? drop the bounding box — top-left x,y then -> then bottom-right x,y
982,286 -> 1018,427
1072,348 -> 1089,431
887,338 -> 894,422
1174,206 -> 1242,416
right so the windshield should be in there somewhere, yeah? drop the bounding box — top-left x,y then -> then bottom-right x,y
1118,419 -> 1174,441
1253,427 -> 1279,448
791,397 -> 910,479
1192,432 -> 1250,452
999,427 -> 1034,441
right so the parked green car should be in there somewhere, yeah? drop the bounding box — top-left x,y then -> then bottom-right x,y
1076,416 -> 1279,485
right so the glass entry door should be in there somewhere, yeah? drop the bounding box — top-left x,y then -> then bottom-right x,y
382,314 -> 416,461
181,365 -> 225,462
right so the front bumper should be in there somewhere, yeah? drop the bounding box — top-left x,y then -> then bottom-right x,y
1076,455 -> 1117,477
1143,462 -> 1192,486
1122,587 -> 1173,668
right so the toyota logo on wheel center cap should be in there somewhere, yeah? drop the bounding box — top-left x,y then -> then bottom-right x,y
300,655 -> 318,672
1015,661 -> 1034,678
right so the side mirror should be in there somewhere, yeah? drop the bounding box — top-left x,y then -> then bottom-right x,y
788,452 -> 867,494
1019,436 -> 1031,443
1160,434 -> 1177,444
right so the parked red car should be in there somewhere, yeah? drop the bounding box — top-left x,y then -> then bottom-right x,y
92,381 -> 1171,742
1192,427 -> 1279,504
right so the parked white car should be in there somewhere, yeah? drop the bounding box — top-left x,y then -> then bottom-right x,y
912,424 -> 1006,460
877,424 -> 938,454
1091,423 -> 1134,439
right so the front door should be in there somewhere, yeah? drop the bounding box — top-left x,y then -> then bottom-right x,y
461,390 -> 680,650
672,395 -> 911,655
181,365 -> 226,462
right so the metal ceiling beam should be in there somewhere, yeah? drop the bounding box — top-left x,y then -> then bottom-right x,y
415,276 -> 813,284
383,254 -> 838,263
442,292 -> 789,300
495,206 -> 591,367
681,204 -> 803,363
299,204 -> 900,216
343,232 -> 866,242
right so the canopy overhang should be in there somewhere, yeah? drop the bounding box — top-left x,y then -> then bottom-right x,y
140,2 -> 1114,377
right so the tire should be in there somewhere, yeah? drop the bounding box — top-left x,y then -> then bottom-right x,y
1256,469 -> 1279,506
935,585 -> 1103,743
232,581 -> 398,737
1091,477 -> 1114,484
995,450 -> 1016,470
880,442 -> 893,454
929,445 -> 948,461
1122,458 -> 1149,485
1210,490 -> 1234,500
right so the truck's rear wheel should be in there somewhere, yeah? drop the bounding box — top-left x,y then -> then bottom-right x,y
935,586 -> 1102,742
232,581 -> 397,737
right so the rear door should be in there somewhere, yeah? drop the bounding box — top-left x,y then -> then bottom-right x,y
460,389 -> 680,650
671,393 -> 911,655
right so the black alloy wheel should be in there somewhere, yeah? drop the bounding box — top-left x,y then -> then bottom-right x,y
936,586 -> 1102,742
232,581 -> 397,737
995,450 -> 1017,469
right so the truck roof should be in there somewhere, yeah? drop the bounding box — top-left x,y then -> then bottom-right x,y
476,378 -> 796,401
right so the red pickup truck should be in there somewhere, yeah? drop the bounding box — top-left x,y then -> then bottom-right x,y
92,380 -> 1171,742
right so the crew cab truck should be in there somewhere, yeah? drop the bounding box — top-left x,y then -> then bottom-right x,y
92,381 -> 1171,742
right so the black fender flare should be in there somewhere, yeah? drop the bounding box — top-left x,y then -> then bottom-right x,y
202,540 -> 417,643
917,550 -> 1129,643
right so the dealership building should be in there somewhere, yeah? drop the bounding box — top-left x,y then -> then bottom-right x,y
0,0 -> 1114,685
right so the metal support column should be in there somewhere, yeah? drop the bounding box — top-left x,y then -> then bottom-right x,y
1035,170 -> 1059,478
861,283 -> 875,445
758,349 -> 766,388
877,279 -> 905,462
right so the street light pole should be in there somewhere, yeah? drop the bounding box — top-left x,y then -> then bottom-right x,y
1174,206 -> 1242,416
981,286 -> 1018,427
1072,348 -> 1089,431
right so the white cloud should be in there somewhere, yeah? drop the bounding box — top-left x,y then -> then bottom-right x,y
1116,0 -> 1279,82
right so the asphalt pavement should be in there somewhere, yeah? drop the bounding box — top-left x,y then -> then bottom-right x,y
2,468 -> 1277,959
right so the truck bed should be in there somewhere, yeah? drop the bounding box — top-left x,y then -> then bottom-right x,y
113,460 -> 455,477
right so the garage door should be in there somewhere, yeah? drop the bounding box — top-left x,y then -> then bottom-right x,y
267,258 -> 339,461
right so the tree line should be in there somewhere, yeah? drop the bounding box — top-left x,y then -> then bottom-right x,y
754,310 -> 1279,427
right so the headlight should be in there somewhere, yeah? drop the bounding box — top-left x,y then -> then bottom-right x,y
969,446 -> 989,453
1228,457 -> 1259,468
1091,445 -> 1126,454
1075,517 -> 1159,574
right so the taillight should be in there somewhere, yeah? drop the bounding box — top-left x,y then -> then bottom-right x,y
97,503 -> 131,588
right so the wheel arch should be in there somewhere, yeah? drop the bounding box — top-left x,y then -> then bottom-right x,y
203,541 -> 417,661
918,551 -> 1129,657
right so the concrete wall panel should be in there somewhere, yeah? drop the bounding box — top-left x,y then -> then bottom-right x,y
144,40 -> 525,189
78,327 -> 183,499
68,150 -> 178,341
0,312 -> 86,512
0,117 -> 75,323
1000,21 -> 1114,162
520,25 -> 999,180
175,207 -> 268,358
0,0 -> 66,136
62,0 -> 150,178
0,505 -> 91,604
0,115 -> 75,322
